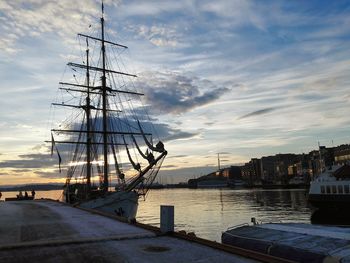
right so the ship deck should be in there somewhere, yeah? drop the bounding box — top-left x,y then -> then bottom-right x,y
0,199 -> 266,263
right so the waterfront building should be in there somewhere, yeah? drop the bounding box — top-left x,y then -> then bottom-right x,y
222,166 -> 242,180
334,144 -> 350,164
241,159 -> 262,186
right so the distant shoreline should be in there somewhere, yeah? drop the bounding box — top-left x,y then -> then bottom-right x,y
0,184 -> 63,192
0,182 -> 311,193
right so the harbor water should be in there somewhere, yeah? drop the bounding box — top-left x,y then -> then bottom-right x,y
1,188 -> 312,242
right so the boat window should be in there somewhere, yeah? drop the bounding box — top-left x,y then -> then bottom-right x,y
332,185 -> 337,194
338,185 -> 343,194
326,186 -> 331,194
320,186 -> 325,194
345,185 -> 349,194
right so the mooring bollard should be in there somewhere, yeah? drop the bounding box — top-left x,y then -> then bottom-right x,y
160,205 -> 174,233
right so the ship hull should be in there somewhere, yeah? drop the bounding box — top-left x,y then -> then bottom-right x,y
79,191 -> 139,220
308,193 -> 350,209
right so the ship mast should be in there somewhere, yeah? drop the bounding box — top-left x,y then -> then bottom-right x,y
85,38 -> 92,190
101,2 -> 109,192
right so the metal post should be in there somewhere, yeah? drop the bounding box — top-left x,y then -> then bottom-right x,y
160,205 -> 174,233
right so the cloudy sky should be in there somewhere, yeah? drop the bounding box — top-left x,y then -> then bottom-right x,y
1,0 -> 350,185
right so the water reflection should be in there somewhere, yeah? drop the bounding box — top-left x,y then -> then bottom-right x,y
137,188 -> 312,242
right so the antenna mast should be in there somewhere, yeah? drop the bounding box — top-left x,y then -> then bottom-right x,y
218,153 -> 221,172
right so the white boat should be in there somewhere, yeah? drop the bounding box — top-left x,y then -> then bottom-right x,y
308,164 -> 350,210
49,3 -> 167,221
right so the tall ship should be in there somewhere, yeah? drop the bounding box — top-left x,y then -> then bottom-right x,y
49,3 -> 167,220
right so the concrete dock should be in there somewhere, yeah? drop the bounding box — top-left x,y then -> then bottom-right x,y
0,200 -> 266,263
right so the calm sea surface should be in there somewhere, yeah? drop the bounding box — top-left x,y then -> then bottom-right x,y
1,188 -> 312,242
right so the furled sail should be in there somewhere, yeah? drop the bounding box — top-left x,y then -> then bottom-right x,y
110,137 -> 125,181
123,136 -> 141,171
131,134 -> 155,164
131,134 -> 148,159
145,149 -> 155,164
137,120 -> 164,153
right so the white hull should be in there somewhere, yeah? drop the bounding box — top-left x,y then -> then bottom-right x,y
79,191 -> 139,220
